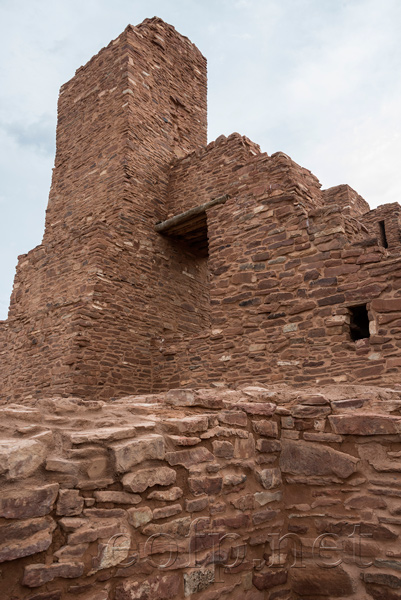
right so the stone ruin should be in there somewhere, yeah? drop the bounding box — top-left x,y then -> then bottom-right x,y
1,16 -> 401,600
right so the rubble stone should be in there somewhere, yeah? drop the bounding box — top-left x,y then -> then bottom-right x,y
122,467 -> 176,493
0,484 -> 58,519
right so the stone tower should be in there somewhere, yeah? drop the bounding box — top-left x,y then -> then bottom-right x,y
0,18 -> 209,400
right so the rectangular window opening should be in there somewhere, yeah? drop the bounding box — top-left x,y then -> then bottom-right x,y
348,304 -> 370,341
379,220 -> 388,249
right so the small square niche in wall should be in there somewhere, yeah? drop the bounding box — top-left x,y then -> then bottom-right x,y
348,304 -> 370,341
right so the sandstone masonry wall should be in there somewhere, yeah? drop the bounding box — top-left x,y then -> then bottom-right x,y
362,203 -> 401,249
322,184 -> 370,218
1,17 -> 401,404
1,18 -> 210,401
2,385 -> 401,599
155,150 -> 401,390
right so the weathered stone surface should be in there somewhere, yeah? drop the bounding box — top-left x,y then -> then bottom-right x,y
115,573 -> 181,600
22,562 -> 85,587
254,490 -> 282,506
188,476 -> 223,496
54,543 -> 89,562
68,520 -> 121,544
165,447 -> 214,468
184,568 -> 214,597
212,440 -> 234,458
0,516 -> 56,563
285,474 -> 343,485
153,503 -> 182,520
252,420 -> 279,437
252,508 -> 278,525
223,472 -> 246,486
46,457 -> 79,474
25,592 -> 62,600
168,435 -> 201,446
362,572 -> 401,589
84,508 -> 126,518
94,491 -> 142,505
201,426 -> 248,439
233,402 -> 276,416
142,517 -> 191,537
59,517 -> 86,532
303,431 -> 343,442
316,519 -> 398,540
200,583 -> 241,600
329,414 -> 401,436
375,559 -> 401,571
111,434 -> 165,472
234,435 -> 255,458
0,438 -> 45,479
217,411 -> 248,427
371,298 -> 401,312
0,483 -> 58,519
359,442 -> 401,472
230,493 -> 254,511
148,487 -> 183,501
330,398 -> 368,410
213,513 -> 250,529
256,467 -> 282,489
185,496 -> 209,512
57,489 -> 84,516
291,566 -> 354,596
253,569 -> 288,590
128,506 -> 153,528
299,394 -> 329,405
256,439 -> 281,453
365,584 -> 401,600
280,439 -> 359,479
166,389 -> 197,407
291,405 -> 331,418
80,593 -> 109,600
165,415 -> 209,434
193,389 -> 226,409
70,426 -> 137,444
122,467 -> 176,493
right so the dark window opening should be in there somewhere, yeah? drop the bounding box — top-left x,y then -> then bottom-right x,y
349,304 -> 370,341
379,220 -> 388,248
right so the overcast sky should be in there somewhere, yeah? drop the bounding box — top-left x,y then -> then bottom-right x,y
1,0 -> 401,320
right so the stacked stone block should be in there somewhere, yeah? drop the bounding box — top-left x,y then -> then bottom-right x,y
1,18 -> 401,401
2,384 -> 401,598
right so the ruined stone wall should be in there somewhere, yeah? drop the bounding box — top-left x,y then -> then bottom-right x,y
0,18 -> 211,402
2,384 -> 401,600
362,203 -> 401,250
155,151 -> 401,390
322,184 -> 370,218
166,133 -> 262,218
0,321 -> 8,382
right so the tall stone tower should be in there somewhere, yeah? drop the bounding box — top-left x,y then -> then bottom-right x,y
1,18 -> 209,400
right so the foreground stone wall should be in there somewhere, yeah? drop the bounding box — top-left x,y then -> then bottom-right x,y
2,384 -> 401,599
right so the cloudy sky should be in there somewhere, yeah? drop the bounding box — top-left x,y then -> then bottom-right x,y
0,0 -> 400,319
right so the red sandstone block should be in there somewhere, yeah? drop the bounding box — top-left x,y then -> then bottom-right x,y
329,414 -> 401,435
253,570 -> 288,590
372,298 -> 401,312
252,420 -> 279,438
22,562 -> 85,587
165,447 -> 214,468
